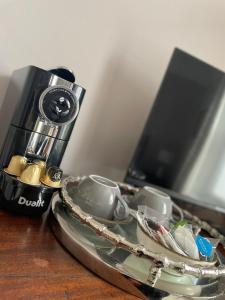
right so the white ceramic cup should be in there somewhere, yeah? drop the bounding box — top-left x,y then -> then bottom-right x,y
68,175 -> 130,221
133,186 -> 183,221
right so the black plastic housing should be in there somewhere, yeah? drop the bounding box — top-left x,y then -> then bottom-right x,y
0,171 -> 56,216
0,65 -> 85,216
0,65 -> 85,168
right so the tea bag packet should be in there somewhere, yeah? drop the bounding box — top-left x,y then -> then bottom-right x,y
137,206 -> 187,255
172,224 -> 199,260
208,237 -> 220,249
195,235 -> 220,261
159,225 -> 187,256
142,218 -> 162,243
207,237 -> 221,262
136,208 -> 165,245
173,219 -> 188,229
138,205 -> 169,228
195,235 -> 213,258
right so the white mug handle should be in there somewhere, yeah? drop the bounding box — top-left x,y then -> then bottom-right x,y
171,201 -> 183,222
114,193 -> 130,220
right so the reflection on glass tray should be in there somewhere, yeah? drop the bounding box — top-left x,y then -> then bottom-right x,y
49,194 -> 225,300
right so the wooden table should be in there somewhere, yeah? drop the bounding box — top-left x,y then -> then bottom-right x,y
0,208 -> 138,300
1,200 -> 225,300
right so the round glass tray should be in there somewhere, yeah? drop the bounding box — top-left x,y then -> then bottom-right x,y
50,193 -> 225,299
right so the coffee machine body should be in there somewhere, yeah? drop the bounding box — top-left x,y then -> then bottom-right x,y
0,66 -> 85,215
0,66 -> 85,168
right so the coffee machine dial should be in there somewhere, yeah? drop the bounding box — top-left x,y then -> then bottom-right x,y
39,86 -> 79,126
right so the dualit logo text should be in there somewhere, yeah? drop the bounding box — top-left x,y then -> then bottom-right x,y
18,196 -> 44,207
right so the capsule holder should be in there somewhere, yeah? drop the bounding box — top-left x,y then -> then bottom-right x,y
0,170 -> 57,216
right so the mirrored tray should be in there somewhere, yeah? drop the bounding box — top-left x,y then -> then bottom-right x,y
49,194 -> 225,300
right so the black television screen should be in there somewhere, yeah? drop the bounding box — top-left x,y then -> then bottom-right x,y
126,48 -> 225,211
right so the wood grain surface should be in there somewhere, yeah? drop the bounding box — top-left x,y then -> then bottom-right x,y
0,208 -> 138,300
1,199 -> 225,300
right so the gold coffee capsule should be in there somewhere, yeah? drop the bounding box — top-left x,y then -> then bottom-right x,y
4,155 -> 27,177
33,160 -> 46,177
41,166 -> 63,188
18,163 -> 42,186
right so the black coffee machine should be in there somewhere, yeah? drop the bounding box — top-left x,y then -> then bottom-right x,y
0,66 -> 85,215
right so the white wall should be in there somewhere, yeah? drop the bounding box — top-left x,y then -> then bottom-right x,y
0,0 -> 225,181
